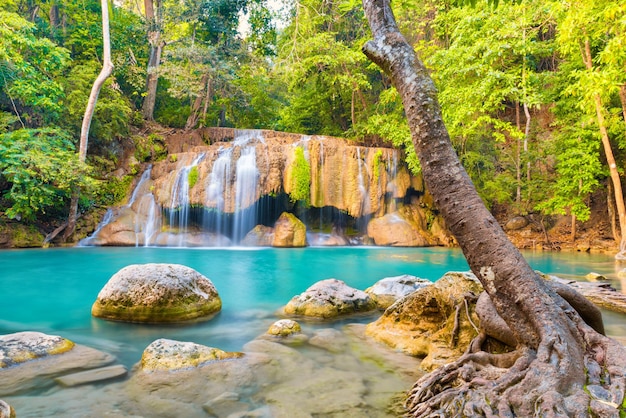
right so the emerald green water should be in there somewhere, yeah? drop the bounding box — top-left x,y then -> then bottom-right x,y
1,247 -> 625,417
1,247 -> 623,367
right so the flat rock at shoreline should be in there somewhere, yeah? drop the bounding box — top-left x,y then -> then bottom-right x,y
365,274 -> 433,309
0,332 -> 115,395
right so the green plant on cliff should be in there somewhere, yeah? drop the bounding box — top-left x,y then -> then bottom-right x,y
372,149 -> 383,183
188,166 -> 199,189
289,146 -> 311,206
134,133 -> 167,162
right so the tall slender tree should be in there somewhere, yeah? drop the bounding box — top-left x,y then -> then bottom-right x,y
63,0 -> 113,240
361,0 -> 626,416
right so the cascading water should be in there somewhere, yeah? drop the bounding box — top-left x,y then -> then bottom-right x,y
204,146 -> 233,238
79,167 -> 156,247
232,144 -> 260,242
168,154 -> 206,247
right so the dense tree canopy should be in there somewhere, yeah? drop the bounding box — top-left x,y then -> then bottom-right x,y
0,0 -> 625,248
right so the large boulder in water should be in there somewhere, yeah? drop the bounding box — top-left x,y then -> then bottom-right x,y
92,263 -> 221,323
272,212 -> 307,247
283,279 -> 376,318
366,272 -> 483,371
139,339 -> 243,372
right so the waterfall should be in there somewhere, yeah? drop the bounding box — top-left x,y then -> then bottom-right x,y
79,167 -> 156,246
77,209 -> 115,246
204,147 -> 233,238
233,146 -> 259,242
168,154 -> 205,246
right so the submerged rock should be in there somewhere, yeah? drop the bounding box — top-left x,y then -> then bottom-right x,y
365,275 -> 433,309
139,339 -> 243,372
272,212 -> 307,247
366,271 -> 483,371
92,263 -> 222,323
0,332 -> 115,395
267,319 -> 302,337
283,279 -> 376,318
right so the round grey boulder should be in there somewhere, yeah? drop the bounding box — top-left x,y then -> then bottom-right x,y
283,279 -> 376,318
365,275 -> 433,309
140,339 -> 243,371
92,263 -> 221,323
0,400 -> 15,418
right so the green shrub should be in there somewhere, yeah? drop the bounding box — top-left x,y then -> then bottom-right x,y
289,147 -> 311,206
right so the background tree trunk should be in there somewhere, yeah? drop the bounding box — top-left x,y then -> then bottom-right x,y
581,40 -> 626,257
361,0 -> 626,415
63,0 -> 113,241
141,0 -> 162,121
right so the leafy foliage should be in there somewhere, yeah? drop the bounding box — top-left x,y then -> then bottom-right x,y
289,146 -> 311,205
0,128 -> 95,220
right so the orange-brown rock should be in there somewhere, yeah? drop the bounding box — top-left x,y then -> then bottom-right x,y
273,213 -> 306,247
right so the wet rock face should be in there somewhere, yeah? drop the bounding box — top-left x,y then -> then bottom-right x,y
91,264 -> 222,323
366,272 -> 483,371
139,339 -> 243,372
283,278 -> 377,318
272,212 -> 307,247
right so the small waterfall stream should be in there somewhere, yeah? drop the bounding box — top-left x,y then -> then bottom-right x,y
168,154 -> 205,246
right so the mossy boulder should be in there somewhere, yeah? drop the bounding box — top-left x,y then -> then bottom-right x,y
366,271 -> 483,371
139,339 -> 243,371
272,212 -> 307,247
0,400 -> 15,418
283,279 -> 377,318
92,263 -> 221,323
267,319 -> 302,337
0,222 -> 44,248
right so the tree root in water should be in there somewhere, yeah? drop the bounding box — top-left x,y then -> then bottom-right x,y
405,322 -> 626,417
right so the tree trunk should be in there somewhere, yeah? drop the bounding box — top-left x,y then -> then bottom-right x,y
619,83 -> 626,124
581,40 -> 626,257
63,0 -> 113,242
515,102 -> 521,207
185,73 -> 210,130
361,0 -> 626,416
141,0 -> 162,121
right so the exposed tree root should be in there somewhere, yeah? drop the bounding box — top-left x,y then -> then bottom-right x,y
406,311 -> 626,417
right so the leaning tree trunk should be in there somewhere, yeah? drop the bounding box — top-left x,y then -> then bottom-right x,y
63,0 -> 113,241
361,0 -> 626,416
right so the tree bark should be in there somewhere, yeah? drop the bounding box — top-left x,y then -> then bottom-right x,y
361,0 -> 626,416
63,0 -> 113,241
581,40 -> 626,257
141,0 -> 162,121
185,73 -> 210,130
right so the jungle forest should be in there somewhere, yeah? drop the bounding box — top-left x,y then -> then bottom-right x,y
1,0 -> 625,249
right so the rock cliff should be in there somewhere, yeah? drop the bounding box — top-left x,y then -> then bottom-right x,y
84,128 -> 453,247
